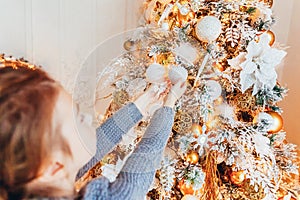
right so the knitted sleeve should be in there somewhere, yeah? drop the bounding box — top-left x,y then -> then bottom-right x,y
83,106 -> 175,200
76,103 -> 143,180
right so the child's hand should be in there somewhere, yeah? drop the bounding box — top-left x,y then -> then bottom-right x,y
134,82 -> 171,116
164,80 -> 187,108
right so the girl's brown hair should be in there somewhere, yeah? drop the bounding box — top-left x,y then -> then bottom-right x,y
0,66 -> 70,199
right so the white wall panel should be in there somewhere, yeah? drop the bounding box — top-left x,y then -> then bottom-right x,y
59,0 -> 98,90
0,0 -> 26,57
31,0 -> 61,80
280,0 -> 300,145
0,0 -> 142,92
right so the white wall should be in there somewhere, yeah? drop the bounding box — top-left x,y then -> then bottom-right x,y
0,0 -> 142,92
279,0 -> 300,146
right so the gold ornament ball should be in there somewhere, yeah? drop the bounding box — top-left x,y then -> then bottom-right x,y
186,151 -> 199,164
230,170 -> 246,185
123,40 -> 134,51
178,179 -> 195,195
267,111 -> 283,133
266,30 -> 275,46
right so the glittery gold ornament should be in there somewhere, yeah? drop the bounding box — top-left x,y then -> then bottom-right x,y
266,111 -> 283,133
227,90 -> 256,112
186,151 -> 199,164
177,179 -> 195,195
224,180 -> 265,199
173,111 -> 193,134
230,170 -> 246,185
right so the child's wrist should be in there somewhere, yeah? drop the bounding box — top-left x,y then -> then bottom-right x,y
164,96 -> 176,108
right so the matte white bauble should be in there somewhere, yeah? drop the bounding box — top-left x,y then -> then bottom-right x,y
168,66 -> 188,84
146,63 -> 166,83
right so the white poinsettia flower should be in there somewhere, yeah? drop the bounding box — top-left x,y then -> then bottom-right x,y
228,33 -> 287,95
227,52 -> 246,70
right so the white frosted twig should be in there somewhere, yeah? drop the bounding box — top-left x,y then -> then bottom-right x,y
194,53 -> 210,87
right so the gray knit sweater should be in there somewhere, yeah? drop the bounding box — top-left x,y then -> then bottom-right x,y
75,103 -> 175,200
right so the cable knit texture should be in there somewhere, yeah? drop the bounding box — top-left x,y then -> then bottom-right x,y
79,103 -> 174,200
76,103 -> 143,180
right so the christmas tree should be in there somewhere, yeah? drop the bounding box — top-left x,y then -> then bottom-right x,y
78,0 -> 300,199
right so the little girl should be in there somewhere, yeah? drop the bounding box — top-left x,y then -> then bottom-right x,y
0,65 -> 186,199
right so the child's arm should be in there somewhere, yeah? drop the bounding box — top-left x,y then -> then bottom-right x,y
75,102 -> 143,180
76,86 -> 163,181
83,106 -> 175,200
83,81 -> 186,200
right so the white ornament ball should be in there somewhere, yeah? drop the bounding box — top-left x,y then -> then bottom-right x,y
195,16 -> 222,43
181,194 -> 199,200
205,80 -> 222,100
168,66 -> 188,84
146,63 -> 166,83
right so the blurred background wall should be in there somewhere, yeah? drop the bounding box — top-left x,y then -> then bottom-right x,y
0,0 -> 299,145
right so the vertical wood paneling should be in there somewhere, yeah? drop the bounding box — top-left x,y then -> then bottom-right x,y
0,0 -> 26,57
59,0 -> 66,85
125,0 -> 143,30
0,0 -> 143,92
31,0 -> 61,79
25,0 -> 33,61
61,0 -> 95,91
96,0 -> 127,43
